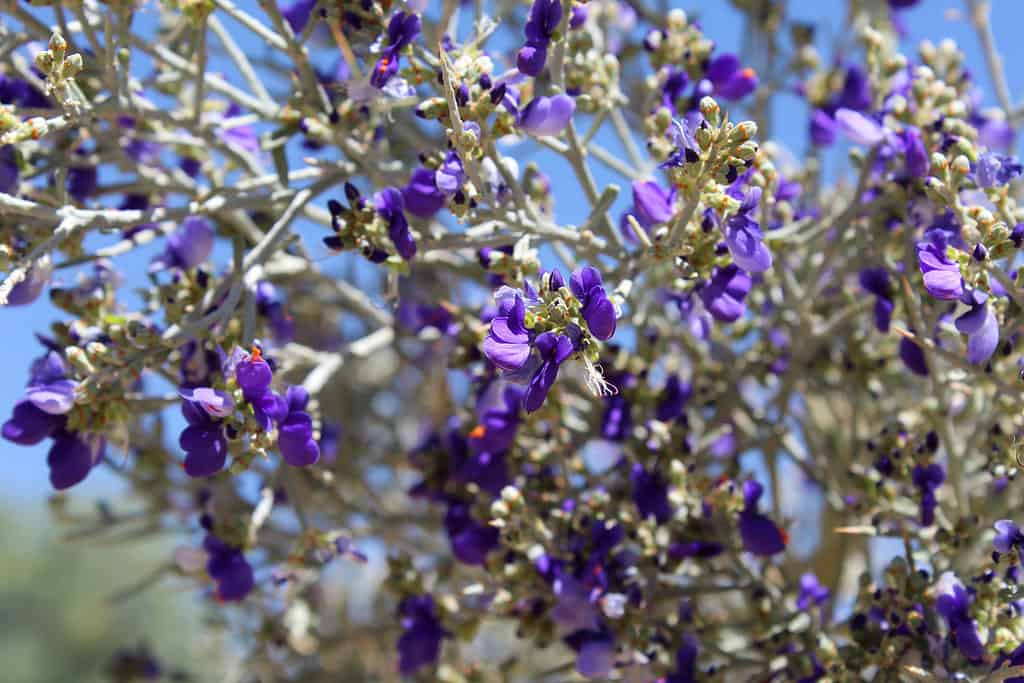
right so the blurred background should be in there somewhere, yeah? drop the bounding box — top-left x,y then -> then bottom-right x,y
4,1 -> 1024,681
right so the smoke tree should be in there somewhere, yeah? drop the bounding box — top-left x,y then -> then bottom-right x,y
3,0 -> 1024,680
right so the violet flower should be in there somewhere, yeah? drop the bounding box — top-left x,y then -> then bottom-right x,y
569,266 -> 617,340
630,179 -> 675,229
702,53 -> 758,101
723,188 -> 772,273
797,572 -> 830,610
518,94 -> 575,137
993,519 -> 1024,554
859,267 -> 894,332
482,289 -> 532,371
698,264 -> 752,323
917,233 -> 963,300
524,331 -> 573,412
911,463 -> 944,526
935,572 -> 986,661
444,502 -> 499,565
203,533 -> 254,602
374,187 -> 417,259
631,464 -> 672,524
149,216 -> 214,273
656,375 -> 691,422
517,0 -> 562,76
180,397 -> 228,477
955,290 -> 999,365
1,144 -> 17,194
738,480 -> 787,556
834,108 -> 885,146
47,432 -> 102,490
278,386 -> 320,467
397,594 -> 447,675
371,12 -> 421,89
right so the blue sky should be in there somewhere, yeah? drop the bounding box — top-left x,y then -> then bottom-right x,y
3,0 -> 1024,514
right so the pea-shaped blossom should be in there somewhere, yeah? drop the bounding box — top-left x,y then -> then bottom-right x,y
698,264 -> 752,323
149,216 -> 214,273
702,53 -> 758,100
278,386 -> 320,467
569,266 -> 617,341
955,290 -> 999,365
723,188 -> 772,273
370,11 -> 421,89
518,94 -> 575,137
203,533 -> 254,602
7,261 -> 52,306
993,519 -> 1024,554
834,108 -> 886,146
859,267 -> 895,332
738,480 -> 787,556
917,233 -> 964,300
397,594 -> 448,675
630,179 -> 675,230
797,573 -> 831,610
524,331 -> 574,412
631,464 -> 672,524
935,572 -> 986,661
482,288 -> 532,371
179,397 -> 229,478
374,187 -> 416,260
976,152 -> 1023,188
517,0 -> 562,76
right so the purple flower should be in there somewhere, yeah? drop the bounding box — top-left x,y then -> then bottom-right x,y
570,266 -> 617,341
401,167 -> 446,219
517,0 -> 562,76
278,385 -> 320,467
469,384 -> 524,455
704,54 -> 758,100
444,502 -> 499,565
738,480 -> 787,556
47,433 -> 100,490
203,533 -> 254,602
899,336 -> 929,376
976,153 -> 1023,188
656,375 -> 691,422
911,463 -> 944,526
602,395 -> 631,441
371,12 -> 421,89
955,290 -> 999,365
518,94 -> 575,136
180,399 -> 228,478
993,520 -> 1023,554
66,164 -> 97,203
375,187 -> 417,259
217,104 -> 260,155
235,348 -> 273,402
397,595 -> 447,675
7,262 -> 52,306
149,216 -> 214,273
723,188 -> 772,272
631,464 -> 672,524
631,180 -> 674,228
2,399 -> 66,445
834,108 -> 885,146
900,127 -> 929,178
482,289 -> 532,371
435,150 -> 465,194
280,0 -> 316,33
699,264 -> 752,323
810,109 -> 838,146
859,267 -> 894,332
935,572 -> 986,661
917,234 -> 963,300
524,332 -> 574,412
797,573 -> 830,610
179,387 -> 234,418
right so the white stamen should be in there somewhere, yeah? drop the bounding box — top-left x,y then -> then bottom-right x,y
583,355 -> 618,397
